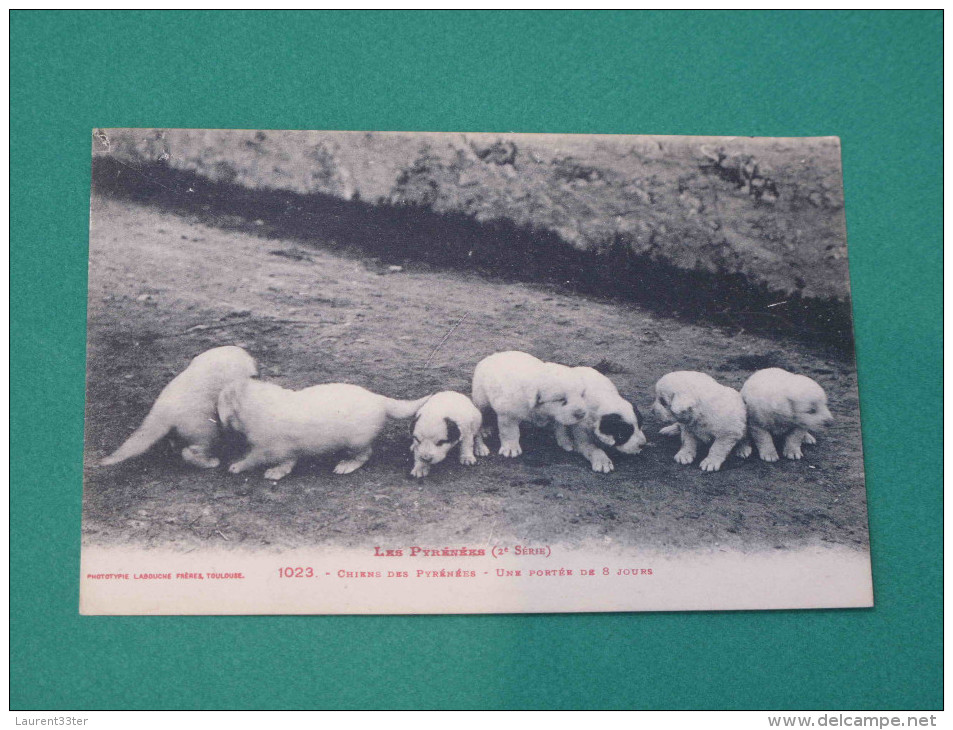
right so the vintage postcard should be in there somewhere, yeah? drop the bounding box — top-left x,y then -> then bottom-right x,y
80,129 -> 872,614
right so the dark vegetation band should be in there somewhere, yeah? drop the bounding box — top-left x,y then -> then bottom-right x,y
91,155 -> 856,357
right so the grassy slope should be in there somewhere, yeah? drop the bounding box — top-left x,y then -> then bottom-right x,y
97,129 -> 851,301
83,197 -> 868,553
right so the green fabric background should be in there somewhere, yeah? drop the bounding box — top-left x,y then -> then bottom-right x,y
10,10 -> 941,710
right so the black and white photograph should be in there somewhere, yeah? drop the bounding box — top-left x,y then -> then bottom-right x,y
80,129 -> 872,614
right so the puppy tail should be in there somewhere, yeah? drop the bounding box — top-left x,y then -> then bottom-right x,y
100,406 -> 171,466
383,394 -> 434,420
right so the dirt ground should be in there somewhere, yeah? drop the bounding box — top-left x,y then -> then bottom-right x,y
82,196 -> 869,554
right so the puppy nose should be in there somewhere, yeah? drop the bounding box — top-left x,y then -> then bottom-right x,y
572,408 -> 586,421
419,454 -> 433,463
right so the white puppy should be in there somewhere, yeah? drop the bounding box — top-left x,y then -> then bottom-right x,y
410,391 -> 488,478
553,367 -> 647,473
652,371 -> 747,472
101,345 -> 257,469
740,368 -> 833,461
217,379 -> 431,480
471,351 -> 588,457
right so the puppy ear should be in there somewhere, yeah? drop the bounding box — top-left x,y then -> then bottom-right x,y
670,393 -> 697,423
599,413 -> 635,446
444,418 -> 461,444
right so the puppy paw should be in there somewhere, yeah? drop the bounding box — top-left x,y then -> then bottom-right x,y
333,459 -> 366,475
228,462 -> 244,475
659,424 -> 680,437
459,453 -> 477,466
758,450 -> 780,463
674,450 -> 695,465
736,442 -> 753,459
474,441 -> 490,457
803,432 -> 817,446
783,446 -> 803,460
411,463 -> 430,478
264,465 -> 292,481
499,443 -> 522,458
182,447 -> 219,469
590,451 -> 614,473
699,456 -> 724,472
